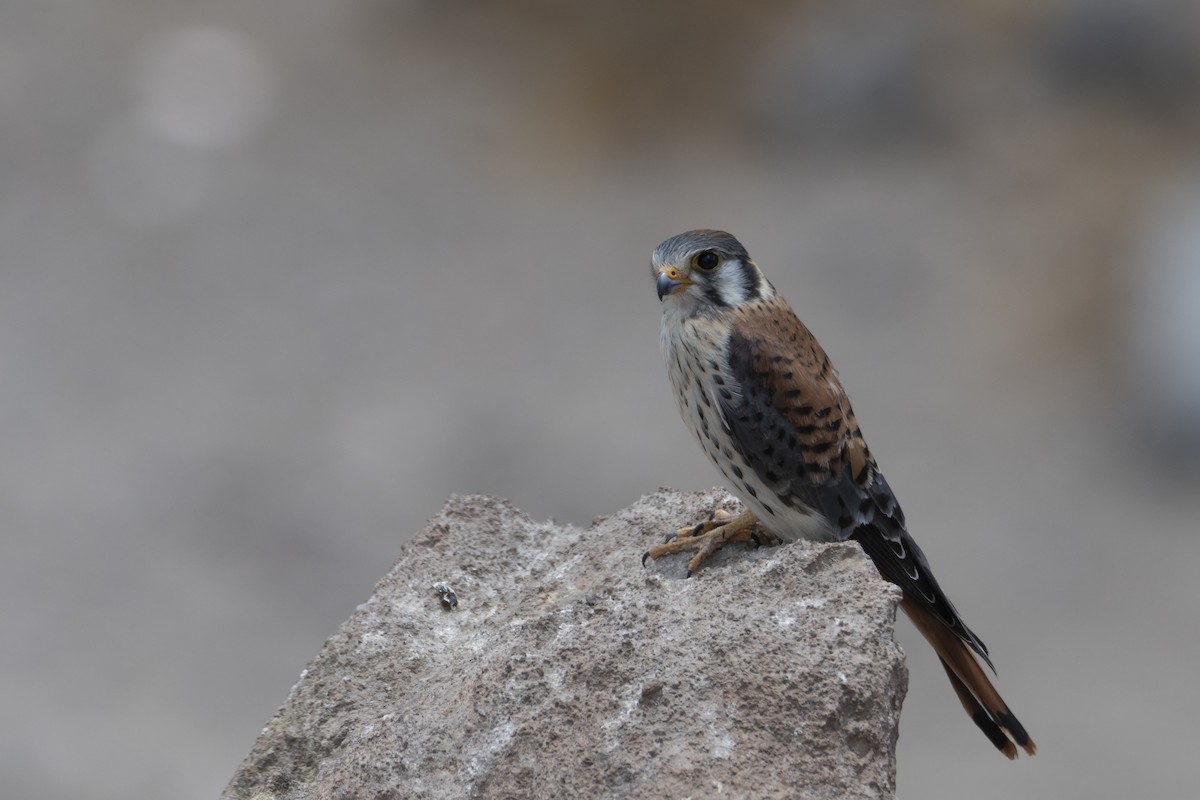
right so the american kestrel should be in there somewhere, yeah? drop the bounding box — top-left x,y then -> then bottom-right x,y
646,229 -> 1035,759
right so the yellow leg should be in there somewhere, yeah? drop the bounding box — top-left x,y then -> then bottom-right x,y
642,509 -> 777,576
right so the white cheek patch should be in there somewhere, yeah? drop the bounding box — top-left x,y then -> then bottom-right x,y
709,262 -> 751,307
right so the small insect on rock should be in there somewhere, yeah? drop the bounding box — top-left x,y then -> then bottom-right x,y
432,581 -> 458,610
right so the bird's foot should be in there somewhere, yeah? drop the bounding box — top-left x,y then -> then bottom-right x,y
642,508 -> 776,576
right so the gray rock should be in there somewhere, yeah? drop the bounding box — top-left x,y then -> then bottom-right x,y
222,489 -> 907,800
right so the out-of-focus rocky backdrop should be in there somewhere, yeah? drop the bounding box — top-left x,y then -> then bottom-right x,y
3,2 -> 1198,799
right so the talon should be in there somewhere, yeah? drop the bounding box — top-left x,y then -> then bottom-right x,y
642,510 -> 762,574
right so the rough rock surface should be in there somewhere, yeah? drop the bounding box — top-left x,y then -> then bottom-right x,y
222,489 -> 907,800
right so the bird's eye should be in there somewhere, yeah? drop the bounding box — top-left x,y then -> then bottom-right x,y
694,251 -> 720,271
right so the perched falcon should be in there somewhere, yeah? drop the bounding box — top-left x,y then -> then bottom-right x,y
646,229 -> 1035,759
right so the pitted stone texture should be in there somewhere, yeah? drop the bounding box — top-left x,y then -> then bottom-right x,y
223,489 -> 907,800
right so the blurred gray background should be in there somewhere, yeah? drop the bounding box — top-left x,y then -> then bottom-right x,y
4,1 -> 1200,798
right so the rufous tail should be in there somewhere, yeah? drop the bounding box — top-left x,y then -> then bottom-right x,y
900,596 -> 1037,759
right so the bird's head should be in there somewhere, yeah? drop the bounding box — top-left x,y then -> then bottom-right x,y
651,229 -> 771,310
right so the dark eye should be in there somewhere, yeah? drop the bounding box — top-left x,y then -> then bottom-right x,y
694,251 -> 720,271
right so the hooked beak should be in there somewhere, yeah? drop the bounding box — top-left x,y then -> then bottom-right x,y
656,266 -> 691,301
